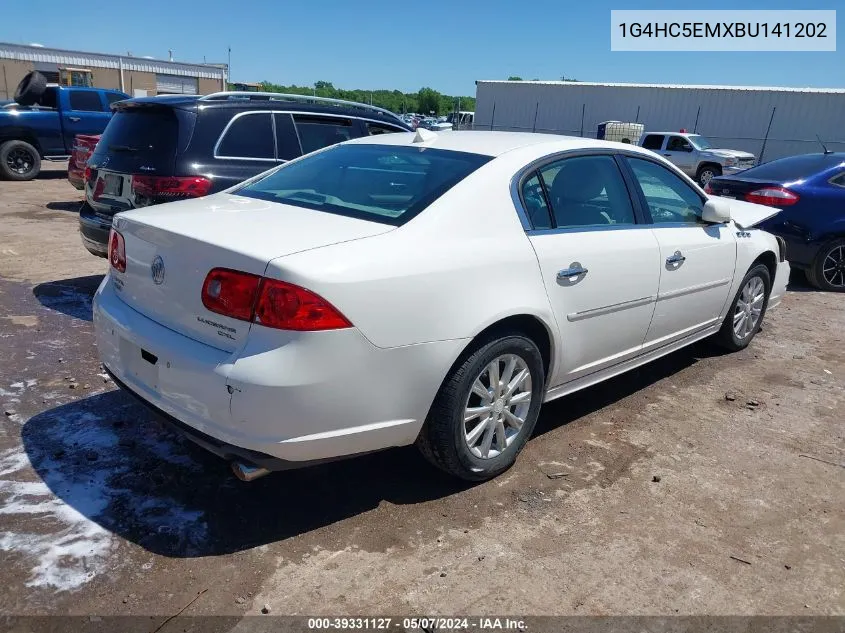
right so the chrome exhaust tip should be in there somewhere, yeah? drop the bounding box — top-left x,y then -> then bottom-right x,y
230,461 -> 271,482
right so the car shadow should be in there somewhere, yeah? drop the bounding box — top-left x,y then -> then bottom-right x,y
21,390 -> 468,558
33,274 -> 104,321
36,169 -> 71,180
46,200 -> 84,212
20,338 -> 729,560
534,339 -> 724,437
785,268 -> 817,293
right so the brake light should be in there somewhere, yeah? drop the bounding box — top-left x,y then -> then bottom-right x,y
703,183 -> 713,194
133,175 -> 213,199
200,269 -> 351,331
108,229 -> 126,273
84,166 -> 92,183
201,268 -> 261,322
254,279 -> 351,331
744,187 -> 799,207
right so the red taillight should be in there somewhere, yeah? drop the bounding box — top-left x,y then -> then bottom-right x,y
200,269 -> 351,331
703,183 -> 713,194
201,268 -> 261,321
133,175 -> 213,199
108,229 -> 126,273
84,166 -> 92,183
744,186 -> 800,207
254,279 -> 351,331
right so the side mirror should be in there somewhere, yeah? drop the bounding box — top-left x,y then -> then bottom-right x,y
682,144 -> 693,152
702,197 -> 732,223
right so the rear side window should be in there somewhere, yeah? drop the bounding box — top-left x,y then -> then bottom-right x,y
830,172 -> 845,188
538,155 -> 635,228
69,91 -> 104,112
106,92 -> 126,106
294,115 -> 355,154
216,113 -> 274,159
641,135 -> 664,150
235,144 -> 491,226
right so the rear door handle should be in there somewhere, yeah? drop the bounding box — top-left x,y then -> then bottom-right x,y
666,250 -> 686,265
68,116 -> 81,122
557,265 -> 589,279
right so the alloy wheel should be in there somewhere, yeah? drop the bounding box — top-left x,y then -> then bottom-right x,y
822,245 -> 845,288
699,170 -> 715,186
463,354 -> 532,459
7,148 -> 34,175
733,276 -> 765,339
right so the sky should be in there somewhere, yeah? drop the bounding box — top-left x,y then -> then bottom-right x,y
2,0 -> 842,96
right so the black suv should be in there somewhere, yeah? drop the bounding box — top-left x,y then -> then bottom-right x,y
79,92 -> 412,256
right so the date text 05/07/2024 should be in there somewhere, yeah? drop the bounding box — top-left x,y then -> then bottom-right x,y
307,617 -> 527,631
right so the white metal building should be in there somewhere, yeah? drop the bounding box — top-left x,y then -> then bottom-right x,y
475,80 -> 845,162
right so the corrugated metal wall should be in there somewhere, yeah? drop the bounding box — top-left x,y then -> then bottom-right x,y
476,81 -> 845,162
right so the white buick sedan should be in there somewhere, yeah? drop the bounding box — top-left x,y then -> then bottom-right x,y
93,131 -> 789,481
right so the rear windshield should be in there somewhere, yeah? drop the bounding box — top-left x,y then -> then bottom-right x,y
741,154 -> 836,182
234,143 -> 492,225
96,109 -> 178,160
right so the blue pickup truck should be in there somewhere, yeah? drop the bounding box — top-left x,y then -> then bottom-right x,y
0,71 -> 128,181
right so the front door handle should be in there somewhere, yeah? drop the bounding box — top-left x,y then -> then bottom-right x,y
557,265 -> 589,280
68,116 -> 81,122
662,153 -> 672,157
666,250 -> 686,265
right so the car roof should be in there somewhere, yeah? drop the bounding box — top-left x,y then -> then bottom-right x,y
113,94 -> 411,127
346,130 -> 654,158
646,131 -> 698,136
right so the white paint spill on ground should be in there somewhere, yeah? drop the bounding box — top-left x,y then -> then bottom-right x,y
0,401 -> 210,591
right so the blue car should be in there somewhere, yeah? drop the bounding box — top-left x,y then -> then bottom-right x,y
706,152 -> 845,291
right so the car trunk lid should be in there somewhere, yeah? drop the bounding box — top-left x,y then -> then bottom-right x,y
110,193 -> 394,351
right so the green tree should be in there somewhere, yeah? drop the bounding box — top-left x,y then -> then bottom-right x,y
417,87 -> 441,115
507,76 -> 523,81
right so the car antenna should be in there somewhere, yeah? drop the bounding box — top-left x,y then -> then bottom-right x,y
816,134 -> 832,154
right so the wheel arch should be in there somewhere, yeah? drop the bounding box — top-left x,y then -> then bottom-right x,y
696,161 -> 722,176
750,250 -> 778,285
0,130 -> 43,154
452,313 -> 556,386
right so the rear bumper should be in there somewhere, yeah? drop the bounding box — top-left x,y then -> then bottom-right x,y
68,167 -> 84,190
79,203 -> 111,257
93,277 -> 463,467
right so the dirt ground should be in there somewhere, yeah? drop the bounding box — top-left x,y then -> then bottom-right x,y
0,165 -> 843,620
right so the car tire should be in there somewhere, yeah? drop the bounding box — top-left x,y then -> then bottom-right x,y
807,239 -> 845,292
0,140 -> 41,181
417,333 -> 545,481
14,71 -> 47,106
696,164 -> 722,187
714,264 -> 771,351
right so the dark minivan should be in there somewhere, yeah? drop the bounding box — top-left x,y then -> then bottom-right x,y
79,92 -> 412,256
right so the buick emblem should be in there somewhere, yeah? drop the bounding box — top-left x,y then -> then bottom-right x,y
151,255 -> 165,285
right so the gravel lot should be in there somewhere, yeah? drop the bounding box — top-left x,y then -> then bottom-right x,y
0,165 -> 843,619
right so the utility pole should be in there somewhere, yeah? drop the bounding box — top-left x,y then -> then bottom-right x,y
227,47 -> 231,87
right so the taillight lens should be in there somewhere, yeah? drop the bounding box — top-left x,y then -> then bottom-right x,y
108,229 -> 126,273
744,187 -> 799,207
84,166 -> 92,183
200,269 -> 351,331
133,175 -> 213,200
201,268 -> 261,321
254,279 -> 351,331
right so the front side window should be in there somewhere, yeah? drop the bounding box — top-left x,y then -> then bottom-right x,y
294,115 -> 356,154
106,92 -> 126,106
627,157 -> 704,224
367,122 -> 406,136
217,113 -> 274,159
69,91 -> 104,112
666,136 -> 693,152
641,134 -> 665,150
538,155 -> 635,228
235,144 -> 491,226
